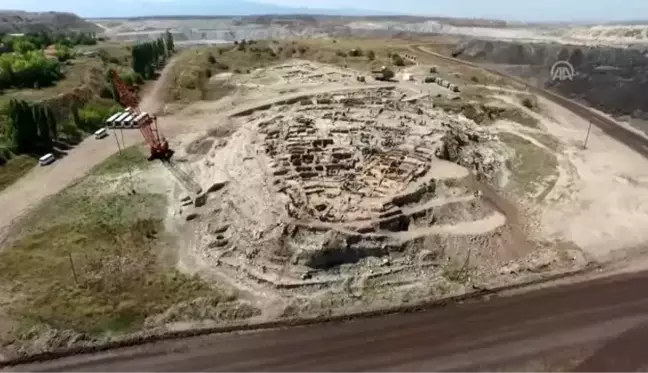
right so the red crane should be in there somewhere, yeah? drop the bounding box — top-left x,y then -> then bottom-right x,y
110,69 -> 174,161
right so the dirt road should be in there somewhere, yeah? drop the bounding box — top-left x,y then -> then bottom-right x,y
0,52 -> 391,243
410,45 -> 648,159
11,269 -> 648,371
0,57 -> 181,242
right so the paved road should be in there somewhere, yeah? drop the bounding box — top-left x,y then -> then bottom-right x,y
10,270 -> 648,372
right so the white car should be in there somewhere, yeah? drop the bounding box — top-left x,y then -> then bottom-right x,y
94,128 -> 108,139
38,153 -> 55,166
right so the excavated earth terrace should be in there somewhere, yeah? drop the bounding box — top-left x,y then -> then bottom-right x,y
168,62 -> 581,306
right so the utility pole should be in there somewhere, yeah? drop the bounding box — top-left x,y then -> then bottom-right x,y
583,120 -> 593,149
113,129 -> 122,155
68,252 -> 79,286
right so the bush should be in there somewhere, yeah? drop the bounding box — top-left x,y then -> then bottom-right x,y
78,101 -> 122,131
382,68 -> 395,81
471,75 -> 480,83
392,54 -> 405,67
119,71 -> 137,87
298,46 -> 308,54
521,97 -> 535,109
55,44 -> 74,62
349,48 -> 363,57
208,54 -> 217,64
367,50 -> 376,61
429,66 -> 438,73
335,50 -> 347,57
0,51 -> 62,89
424,76 -> 435,83
99,85 -> 115,99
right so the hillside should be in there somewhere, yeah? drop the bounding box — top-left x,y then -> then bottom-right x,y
0,11 -> 102,34
452,39 -> 648,121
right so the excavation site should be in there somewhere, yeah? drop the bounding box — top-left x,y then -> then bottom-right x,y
160,61 -> 585,318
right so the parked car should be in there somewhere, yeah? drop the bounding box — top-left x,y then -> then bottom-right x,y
38,153 -> 55,166
94,127 -> 108,139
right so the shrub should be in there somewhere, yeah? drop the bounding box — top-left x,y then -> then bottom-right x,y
55,44 -> 74,62
367,50 -> 376,61
392,54 -> 405,66
207,53 -> 217,64
349,48 -> 363,57
335,50 -> 347,57
521,97 -> 535,109
99,85 -> 115,99
382,68 -> 395,81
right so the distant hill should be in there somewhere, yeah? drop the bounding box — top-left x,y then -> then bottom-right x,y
2,0 -> 393,19
0,10 -> 102,34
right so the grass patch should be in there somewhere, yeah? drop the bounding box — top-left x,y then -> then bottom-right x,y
166,38 -> 420,108
0,174 -> 222,335
499,132 -> 558,197
168,41 -> 285,105
90,146 -> 149,175
0,155 -> 37,192
297,38 -> 413,72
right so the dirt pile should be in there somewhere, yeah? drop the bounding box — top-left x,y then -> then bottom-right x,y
453,39 -> 648,121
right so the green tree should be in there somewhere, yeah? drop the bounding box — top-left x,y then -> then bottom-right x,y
13,39 -> 37,54
47,107 -> 58,140
55,44 -> 73,62
165,30 -> 174,55
392,54 -> 405,67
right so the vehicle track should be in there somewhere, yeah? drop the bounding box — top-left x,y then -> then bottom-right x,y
10,267 -> 648,371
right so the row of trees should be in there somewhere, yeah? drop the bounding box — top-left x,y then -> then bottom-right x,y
4,97 -> 122,155
1,32 -> 97,53
7,99 -> 58,153
0,51 -> 63,89
131,31 -> 175,80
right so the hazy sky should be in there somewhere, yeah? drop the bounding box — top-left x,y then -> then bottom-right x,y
258,0 -> 648,22
3,0 -> 648,22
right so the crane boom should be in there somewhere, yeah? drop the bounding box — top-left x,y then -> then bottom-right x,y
110,69 -> 174,161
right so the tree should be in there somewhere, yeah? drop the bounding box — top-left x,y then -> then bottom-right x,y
13,39 -> 37,54
392,54 -> 405,67
55,44 -> 73,62
165,30 -> 174,55
47,107 -> 58,140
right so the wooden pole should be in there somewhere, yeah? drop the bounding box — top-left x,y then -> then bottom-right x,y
113,130 -> 122,155
584,121 -> 593,149
68,252 -> 79,286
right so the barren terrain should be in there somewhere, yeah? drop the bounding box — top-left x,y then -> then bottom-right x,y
3,32 -> 648,361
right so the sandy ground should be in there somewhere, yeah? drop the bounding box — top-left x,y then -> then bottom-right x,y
483,86 -> 648,261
